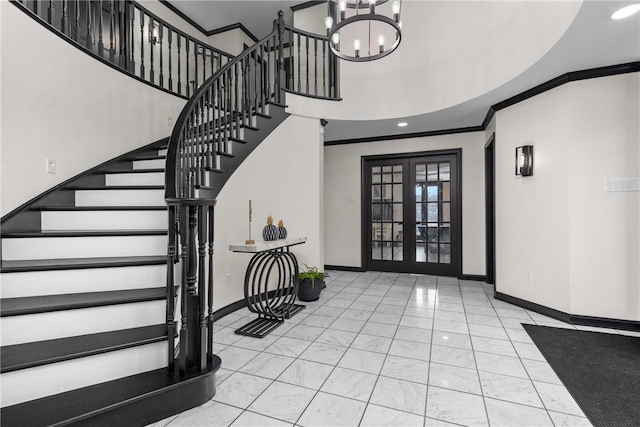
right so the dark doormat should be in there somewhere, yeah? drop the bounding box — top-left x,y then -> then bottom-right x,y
523,324 -> 640,427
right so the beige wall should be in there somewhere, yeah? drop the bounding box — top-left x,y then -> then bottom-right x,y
0,3 -> 186,216
324,132 -> 486,276
495,73 -> 640,321
213,114 -> 324,310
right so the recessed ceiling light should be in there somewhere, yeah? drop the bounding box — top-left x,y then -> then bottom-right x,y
397,122 -> 408,127
612,4 -> 640,19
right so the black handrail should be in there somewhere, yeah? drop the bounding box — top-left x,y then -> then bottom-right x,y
11,0 -> 234,98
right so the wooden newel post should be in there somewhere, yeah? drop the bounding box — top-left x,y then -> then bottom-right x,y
276,10 -> 285,104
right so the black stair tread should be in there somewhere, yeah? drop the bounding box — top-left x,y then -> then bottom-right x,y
205,166 -> 225,173
0,358 -> 220,427
1,324 -> 168,373
0,255 -> 166,273
229,136 -> 247,144
127,155 -> 166,161
218,151 -> 235,158
1,230 -> 167,238
67,185 -> 164,190
31,206 -> 167,211
99,168 -> 165,174
0,287 -> 168,317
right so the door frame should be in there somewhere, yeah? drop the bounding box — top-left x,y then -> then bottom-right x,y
361,148 -> 463,277
484,134 -> 496,287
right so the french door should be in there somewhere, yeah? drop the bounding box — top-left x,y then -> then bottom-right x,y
364,151 -> 461,276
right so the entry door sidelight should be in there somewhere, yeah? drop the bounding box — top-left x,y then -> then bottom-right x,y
364,151 -> 461,276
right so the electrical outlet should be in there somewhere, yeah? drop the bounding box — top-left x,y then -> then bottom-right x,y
525,271 -> 533,284
226,273 -> 232,287
46,158 -> 56,174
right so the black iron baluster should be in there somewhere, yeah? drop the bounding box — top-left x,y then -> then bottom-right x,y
73,0 -> 79,41
266,37 -> 271,101
314,38 -> 318,95
259,44 -> 265,114
168,30 -> 173,91
234,62 -> 240,142
216,79 -> 222,168
323,39 -> 326,97
193,42 -> 198,92
203,47 -> 207,87
207,205 -> 215,360
139,8 -> 145,78
177,34 -> 181,95
149,16 -> 155,84
60,0 -> 67,35
228,69 -> 234,151
297,33 -> 301,92
289,29 -> 294,91
33,0 -> 39,16
305,35 -> 309,95
210,51 -> 214,81
118,0 -> 125,68
166,205 -> 177,377
108,1 -> 114,62
47,0 -> 54,25
86,0 -> 92,50
254,48 -> 258,118
159,23 -> 164,87
185,39 -> 190,97
97,0 -> 104,56
129,3 -> 135,71
276,12 -> 285,104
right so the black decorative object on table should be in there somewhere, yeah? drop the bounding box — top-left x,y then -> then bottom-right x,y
297,264 -> 325,302
262,216 -> 279,241
277,219 -> 287,239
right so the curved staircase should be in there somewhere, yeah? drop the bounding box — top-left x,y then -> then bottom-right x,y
1,5 -> 337,426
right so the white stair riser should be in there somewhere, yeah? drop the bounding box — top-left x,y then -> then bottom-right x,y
2,235 -> 167,261
133,159 -> 165,169
75,189 -> 164,207
158,148 -> 167,156
105,172 -> 164,186
41,210 -> 167,230
0,265 -> 167,298
0,341 -> 167,407
0,300 -> 165,346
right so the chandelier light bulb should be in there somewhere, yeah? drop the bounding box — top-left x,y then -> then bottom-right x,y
392,1 -> 401,14
378,34 -> 385,52
325,16 -> 333,29
353,39 -> 361,50
332,33 -> 340,44
339,0 -> 346,11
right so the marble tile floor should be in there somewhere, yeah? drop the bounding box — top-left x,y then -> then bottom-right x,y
147,270 -> 634,427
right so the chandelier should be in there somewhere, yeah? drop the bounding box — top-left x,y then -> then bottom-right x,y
325,0 -> 402,62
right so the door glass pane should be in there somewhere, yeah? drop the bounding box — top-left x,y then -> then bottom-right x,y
416,164 -> 426,182
393,184 -> 403,202
427,225 -> 438,242
382,223 -> 392,241
427,203 -> 438,221
427,164 -> 438,181
393,166 -> 403,183
439,162 -> 450,181
382,166 -> 392,173
416,223 -> 426,240
393,223 -> 404,244
372,204 -> 381,220
440,224 -> 451,243
372,242 -> 381,260
415,185 -> 423,202
382,172 -> 392,183
428,244 -> 439,262
440,244 -> 451,263
372,224 -> 382,240
382,203 -> 393,221
442,203 -> 450,222
383,184 -> 392,199
416,243 -> 426,263
372,171 -> 381,183
383,243 -> 393,260
442,182 -> 450,201
372,185 -> 381,200
416,203 -> 423,223
393,204 -> 403,222
427,185 -> 438,201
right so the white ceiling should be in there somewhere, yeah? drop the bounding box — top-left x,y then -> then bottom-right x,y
166,0 -> 640,141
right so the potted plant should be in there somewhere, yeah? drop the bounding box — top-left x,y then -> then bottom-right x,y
297,264 -> 325,302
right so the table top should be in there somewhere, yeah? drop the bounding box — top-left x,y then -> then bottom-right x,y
229,237 -> 307,253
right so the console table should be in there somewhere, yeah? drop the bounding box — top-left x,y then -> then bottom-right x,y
229,237 -> 307,338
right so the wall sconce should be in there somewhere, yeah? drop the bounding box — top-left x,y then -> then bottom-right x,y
515,145 -> 533,176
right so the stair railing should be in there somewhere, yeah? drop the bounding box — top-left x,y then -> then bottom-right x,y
11,0 -> 234,98
164,11 -> 339,378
